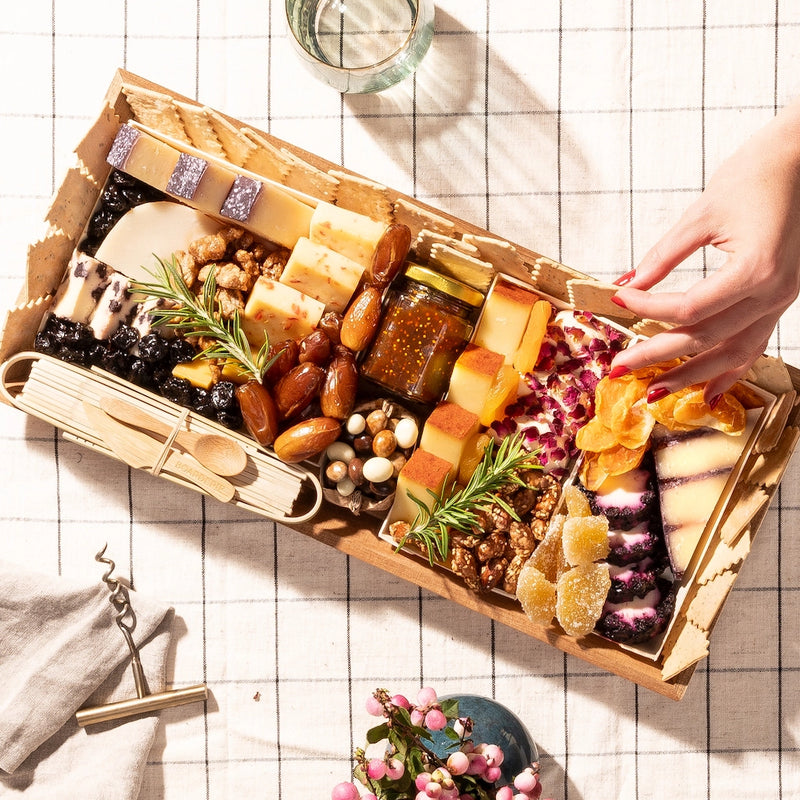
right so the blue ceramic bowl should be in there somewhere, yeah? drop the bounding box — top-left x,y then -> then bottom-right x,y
429,694 -> 538,786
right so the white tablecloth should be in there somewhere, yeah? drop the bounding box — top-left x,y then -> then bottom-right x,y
2,2 -> 799,798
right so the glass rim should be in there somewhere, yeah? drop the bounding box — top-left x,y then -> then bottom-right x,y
284,0 -> 429,75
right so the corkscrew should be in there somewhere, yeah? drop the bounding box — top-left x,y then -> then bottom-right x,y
75,544 -> 208,727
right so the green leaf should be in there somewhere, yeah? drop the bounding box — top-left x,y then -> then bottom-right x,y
440,698 -> 459,718
366,722 -> 391,744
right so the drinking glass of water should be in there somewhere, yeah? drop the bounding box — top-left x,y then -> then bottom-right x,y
285,0 -> 434,93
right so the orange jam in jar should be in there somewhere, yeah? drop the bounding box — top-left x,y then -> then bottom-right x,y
361,265 -> 484,404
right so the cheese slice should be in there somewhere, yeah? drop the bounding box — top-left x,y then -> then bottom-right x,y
95,201 -> 224,282
309,201 -> 387,268
419,402 -> 481,479
241,277 -> 325,349
220,175 -> 313,250
389,448 -> 453,525
473,280 -> 539,363
446,343 -> 504,418
50,251 -> 112,324
279,237 -> 364,313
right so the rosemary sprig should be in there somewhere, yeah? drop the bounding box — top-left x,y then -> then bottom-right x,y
132,255 -> 271,383
396,433 -> 541,565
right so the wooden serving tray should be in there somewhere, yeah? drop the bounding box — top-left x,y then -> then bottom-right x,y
2,69 -> 798,700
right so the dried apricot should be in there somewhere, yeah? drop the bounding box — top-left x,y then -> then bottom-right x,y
575,415 -> 617,452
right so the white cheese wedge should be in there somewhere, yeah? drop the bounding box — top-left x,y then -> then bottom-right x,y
50,251 -> 112,324
279,237 -> 365,313
95,201 -> 224,283
309,201 -> 387,268
652,407 -> 760,578
220,175 -> 314,250
87,274 -> 141,339
473,280 -> 538,363
388,448 -> 453,525
241,277 -> 325,349
419,402 -> 481,480
446,343 -> 504,418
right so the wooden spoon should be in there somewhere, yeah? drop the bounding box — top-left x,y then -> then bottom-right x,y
100,395 -> 248,476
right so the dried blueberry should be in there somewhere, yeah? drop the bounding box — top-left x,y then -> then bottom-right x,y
58,346 -> 91,366
216,407 -> 243,430
101,183 -> 128,214
168,337 -> 197,366
191,388 -> 217,418
210,380 -> 237,411
138,332 -> 169,364
34,330 -> 58,356
63,322 -> 95,351
109,324 -> 139,352
159,376 -> 193,406
127,358 -> 156,388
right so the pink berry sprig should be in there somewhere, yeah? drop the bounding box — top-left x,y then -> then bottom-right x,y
332,687 -> 553,800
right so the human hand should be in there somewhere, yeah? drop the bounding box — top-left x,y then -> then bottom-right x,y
608,98 -> 800,407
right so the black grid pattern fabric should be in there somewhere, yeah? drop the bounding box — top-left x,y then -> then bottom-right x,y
2,2 -> 800,798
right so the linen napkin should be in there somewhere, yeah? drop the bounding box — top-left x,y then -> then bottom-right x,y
0,560 -> 174,799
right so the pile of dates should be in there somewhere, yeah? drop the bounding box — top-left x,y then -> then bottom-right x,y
321,400 -> 419,515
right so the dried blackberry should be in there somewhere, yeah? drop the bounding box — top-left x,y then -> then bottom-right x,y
109,324 -> 139,352
158,376 -> 193,406
63,322 -> 95,351
127,358 -> 157,388
168,337 -> 197,366
101,182 -> 129,214
45,316 -> 74,346
191,387 -> 217,418
58,346 -> 91,366
216,407 -> 243,430
210,380 -> 237,411
138,332 -> 169,364
34,330 -> 58,356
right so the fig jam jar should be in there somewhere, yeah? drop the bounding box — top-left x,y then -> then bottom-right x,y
361,265 -> 483,404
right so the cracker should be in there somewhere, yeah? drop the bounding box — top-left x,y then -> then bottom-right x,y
45,167 -> 100,245
462,234 -> 529,282
532,256 -> 582,303
279,151 -> 337,203
121,85 -> 189,142
73,102 -> 120,184
0,296 -> 53,366
25,229 -> 75,302
393,197 -> 456,238
330,169 -> 392,221
205,108 -> 257,167
745,353 -> 794,395
697,529 -> 752,584
175,101 -> 226,158
630,318 -> 671,338
718,487 -> 769,546
686,569 -> 737,631
753,390 -> 796,454
746,425 -> 800,489
567,278 -> 637,320
414,229 -> 478,262
240,128 -> 292,183
661,615 -> 709,681
429,243 -> 495,292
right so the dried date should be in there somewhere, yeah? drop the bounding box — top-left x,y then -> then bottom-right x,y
319,350 -> 358,420
274,362 -> 325,420
274,416 -> 342,463
235,380 -> 279,447
340,286 -> 382,352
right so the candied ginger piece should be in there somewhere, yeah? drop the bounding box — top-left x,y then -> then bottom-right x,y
563,483 -> 591,517
516,563 -> 557,625
562,514 -> 610,566
556,563 -> 611,637
528,513 -> 567,582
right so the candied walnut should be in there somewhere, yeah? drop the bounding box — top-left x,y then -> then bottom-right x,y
175,250 -> 199,289
468,507 -> 494,535
451,546 -> 480,592
480,557 -> 508,591
233,248 -> 262,281
509,520 -> 536,556
215,287 -> 244,319
489,504 -> 511,532
261,247 -> 290,279
189,232 -> 227,262
198,262 -> 254,292
533,481 -> 561,520
508,486 -> 537,517
476,532 -> 506,563
503,553 -> 528,594
389,520 -> 410,544
451,531 -> 482,550
531,518 -> 548,541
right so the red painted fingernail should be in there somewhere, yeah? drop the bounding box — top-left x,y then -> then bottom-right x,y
613,269 -> 636,287
709,394 -> 722,410
647,387 -> 670,404
608,365 -> 631,379
610,295 -> 627,309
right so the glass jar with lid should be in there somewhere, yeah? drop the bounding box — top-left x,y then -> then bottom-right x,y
360,264 -> 484,405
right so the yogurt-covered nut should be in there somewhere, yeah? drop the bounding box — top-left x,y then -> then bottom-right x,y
336,477 -> 356,497
362,456 -> 393,484
326,440 -> 356,463
394,417 -> 419,449
346,413 -> 366,436
366,409 -> 388,435
325,459 -> 348,483
372,429 -> 397,458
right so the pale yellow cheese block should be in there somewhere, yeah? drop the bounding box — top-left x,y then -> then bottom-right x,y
446,343 -> 504,419
279,237 -> 365,313
473,280 -> 538,363
388,448 -> 453,525
95,201 -> 224,282
107,124 -> 180,191
309,201 -> 387,268
165,152 -> 236,214
419,402 -> 481,480
241,277 -> 325,349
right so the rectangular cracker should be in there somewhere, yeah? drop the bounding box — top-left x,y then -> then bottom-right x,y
241,128 -> 292,184
121,84 -> 189,143
532,256 -> 582,303
661,616 -> 709,681
45,167 -> 100,245
205,108 -> 257,167
686,569 -> 738,631
329,169 -> 392,221
0,297 -> 53,367
753,390 -> 797,454
393,197 -> 456,239
567,278 -> 637,320
175,101 -> 226,158
718,486 -> 769,546
74,102 -> 120,185
25,229 -> 75,302
429,243 -> 494,292
462,233 -> 530,283
414,229 -> 478,262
